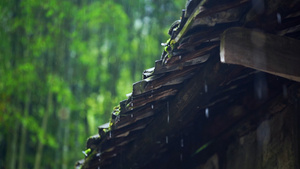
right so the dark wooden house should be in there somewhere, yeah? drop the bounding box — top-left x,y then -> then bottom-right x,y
76,0 -> 300,168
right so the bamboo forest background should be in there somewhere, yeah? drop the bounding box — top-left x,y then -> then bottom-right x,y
0,0 -> 185,168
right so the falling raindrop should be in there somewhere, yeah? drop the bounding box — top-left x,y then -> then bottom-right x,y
166,136 -> 169,144
179,55 -> 182,60
204,81 -> 208,93
150,88 -> 154,98
254,74 -> 268,100
109,131 -> 112,138
167,102 -> 170,123
205,108 -> 209,118
180,154 -> 183,161
167,115 -> 170,123
151,104 -> 154,109
277,13 -> 281,24
181,139 -> 184,147
131,102 -> 133,107
131,114 -> 134,118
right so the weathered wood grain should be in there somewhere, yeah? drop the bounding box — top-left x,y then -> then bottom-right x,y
220,27 -> 300,82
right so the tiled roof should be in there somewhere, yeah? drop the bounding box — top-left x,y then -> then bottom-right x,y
77,0 -> 300,168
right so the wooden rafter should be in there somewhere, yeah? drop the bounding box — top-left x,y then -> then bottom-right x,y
220,27 -> 300,82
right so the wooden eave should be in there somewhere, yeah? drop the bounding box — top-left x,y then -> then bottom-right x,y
77,0 -> 300,168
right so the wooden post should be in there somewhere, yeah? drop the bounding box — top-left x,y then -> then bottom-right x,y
220,27 -> 300,82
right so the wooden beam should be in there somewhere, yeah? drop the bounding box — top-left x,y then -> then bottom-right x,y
220,27 -> 300,82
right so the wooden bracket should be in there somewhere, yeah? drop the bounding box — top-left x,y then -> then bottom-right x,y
220,27 -> 300,82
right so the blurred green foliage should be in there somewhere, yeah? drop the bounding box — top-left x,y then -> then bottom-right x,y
0,0 -> 186,168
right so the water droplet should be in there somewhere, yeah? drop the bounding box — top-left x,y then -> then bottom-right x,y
205,108 -> 209,118
109,131 -> 112,138
179,55 -> 182,60
166,136 -> 168,144
151,89 -> 154,98
167,115 -> 170,123
131,102 -> 133,107
204,81 -> 208,93
131,114 -> 133,118
254,74 -> 268,100
277,13 -> 281,24
82,151 -> 87,157
167,102 -> 170,123
180,154 -> 183,161
151,104 -> 154,109
181,139 -> 184,147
